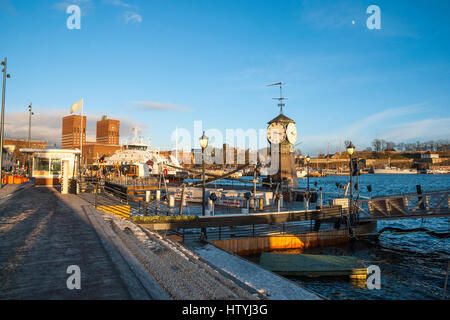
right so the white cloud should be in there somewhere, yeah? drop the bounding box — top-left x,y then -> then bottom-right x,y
3,108 -> 146,148
299,102 -> 437,154
103,0 -> 134,8
345,103 -> 425,137
123,11 -> 142,24
131,101 -> 191,112
379,118 -> 450,142
52,0 -> 93,12
298,0 -> 361,31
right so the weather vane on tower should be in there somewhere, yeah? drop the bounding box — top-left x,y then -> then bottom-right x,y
267,82 -> 287,114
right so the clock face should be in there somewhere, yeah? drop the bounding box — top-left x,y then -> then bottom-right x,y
286,123 -> 297,144
267,122 -> 286,144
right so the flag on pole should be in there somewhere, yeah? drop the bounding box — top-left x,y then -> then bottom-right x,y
70,98 -> 83,114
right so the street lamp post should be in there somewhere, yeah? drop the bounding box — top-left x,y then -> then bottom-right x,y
199,131 -> 209,240
346,141 -> 355,221
305,155 -> 311,192
0,57 -> 11,189
305,155 -> 311,212
27,103 -> 34,176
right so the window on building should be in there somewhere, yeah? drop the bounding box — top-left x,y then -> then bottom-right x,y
50,159 -> 62,175
33,157 -> 50,174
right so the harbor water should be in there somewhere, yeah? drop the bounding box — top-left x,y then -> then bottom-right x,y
251,174 -> 450,299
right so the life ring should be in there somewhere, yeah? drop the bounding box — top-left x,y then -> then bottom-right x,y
163,168 -> 168,175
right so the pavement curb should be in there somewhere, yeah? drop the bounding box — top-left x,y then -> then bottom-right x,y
82,205 -> 171,300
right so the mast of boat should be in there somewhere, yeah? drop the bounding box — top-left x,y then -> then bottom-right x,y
175,125 -> 178,162
327,142 -> 330,171
132,127 -> 138,144
316,152 -> 319,170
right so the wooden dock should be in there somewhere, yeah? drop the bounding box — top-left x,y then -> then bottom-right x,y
259,252 -> 367,279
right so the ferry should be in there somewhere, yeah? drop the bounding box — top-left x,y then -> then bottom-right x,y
371,166 -> 417,174
425,169 -> 447,174
370,157 -> 418,174
296,169 -> 307,178
102,128 -> 182,178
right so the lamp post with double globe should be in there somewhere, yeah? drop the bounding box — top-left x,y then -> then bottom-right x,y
199,131 -> 209,240
346,141 -> 355,219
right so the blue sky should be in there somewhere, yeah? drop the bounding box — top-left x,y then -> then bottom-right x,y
0,0 -> 449,154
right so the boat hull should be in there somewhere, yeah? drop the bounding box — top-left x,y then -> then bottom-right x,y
372,169 -> 417,174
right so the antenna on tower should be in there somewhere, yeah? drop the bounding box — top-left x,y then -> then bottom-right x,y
267,82 -> 287,114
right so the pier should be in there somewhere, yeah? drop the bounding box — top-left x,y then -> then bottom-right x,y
121,187 -> 449,255
0,185 -> 322,300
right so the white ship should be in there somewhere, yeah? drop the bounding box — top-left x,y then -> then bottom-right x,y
372,166 -> 417,174
371,157 -> 417,174
296,169 -> 307,178
103,128 -> 181,177
426,169 -> 447,174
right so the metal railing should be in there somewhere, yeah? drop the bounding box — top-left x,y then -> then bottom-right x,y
179,219 -> 345,243
80,176 -> 174,217
354,189 -> 450,221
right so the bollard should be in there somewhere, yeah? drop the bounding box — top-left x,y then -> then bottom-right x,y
208,199 -> 214,215
145,190 -> 150,203
169,194 -> 175,208
280,194 -> 284,208
259,198 -> 264,211
265,192 -> 271,206
250,198 -> 255,210
156,189 -> 161,202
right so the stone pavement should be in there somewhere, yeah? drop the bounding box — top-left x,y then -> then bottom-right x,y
0,184 -> 32,205
0,187 -> 136,299
0,185 -> 322,300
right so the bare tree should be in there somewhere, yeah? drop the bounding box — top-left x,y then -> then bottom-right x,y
372,139 -> 384,152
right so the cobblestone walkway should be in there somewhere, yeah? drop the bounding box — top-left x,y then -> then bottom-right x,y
0,187 -> 132,299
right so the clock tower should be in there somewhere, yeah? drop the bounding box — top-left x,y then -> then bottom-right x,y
266,83 -> 298,188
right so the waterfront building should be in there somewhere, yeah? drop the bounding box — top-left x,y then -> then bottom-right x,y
422,151 -> 439,159
61,115 -> 121,165
82,143 -> 121,165
4,138 -> 47,166
19,148 -> 80,186
62,115 -> 86,149
96,116 -> 120,145
1,147 -> 16,170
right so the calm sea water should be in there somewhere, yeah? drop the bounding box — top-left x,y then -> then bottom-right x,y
275,174 -> 450,300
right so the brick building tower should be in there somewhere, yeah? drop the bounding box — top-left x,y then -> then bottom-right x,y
62,115 -> 86,149
96,116 -> 120,145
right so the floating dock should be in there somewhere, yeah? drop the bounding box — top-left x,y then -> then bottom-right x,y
259,252 -> 367,279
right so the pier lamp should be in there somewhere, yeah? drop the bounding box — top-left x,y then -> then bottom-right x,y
346,142 -> 355,156
0,58 -> 11,189
27,103 -> 34,176
305,155 -> 311,192
346,141 -> 355,219
199,131 -> 208,240
199,131 -> 209,150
